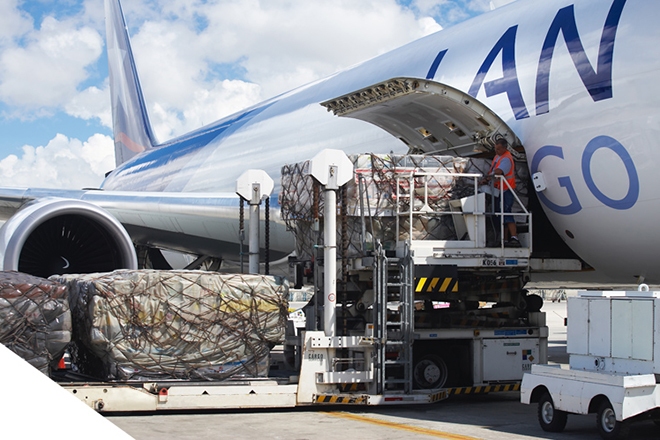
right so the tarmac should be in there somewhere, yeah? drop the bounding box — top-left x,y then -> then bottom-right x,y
106,297 -> 660,440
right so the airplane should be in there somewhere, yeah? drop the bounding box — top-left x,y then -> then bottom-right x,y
0,0 -> 657,285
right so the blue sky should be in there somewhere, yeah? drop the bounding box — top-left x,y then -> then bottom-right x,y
0,0 -> 515,189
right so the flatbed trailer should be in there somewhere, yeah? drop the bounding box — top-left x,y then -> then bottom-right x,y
61,329 -> 449,412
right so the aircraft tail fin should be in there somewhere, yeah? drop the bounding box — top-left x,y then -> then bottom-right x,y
105,0 -> 157,165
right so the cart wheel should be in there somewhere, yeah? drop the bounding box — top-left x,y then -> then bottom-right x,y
537,392 -> 567,432
596,400 -> 630,440
413,355 -> 448,389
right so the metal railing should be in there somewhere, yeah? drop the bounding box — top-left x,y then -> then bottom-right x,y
488,174 -> 533,251
393,170 -> 532,250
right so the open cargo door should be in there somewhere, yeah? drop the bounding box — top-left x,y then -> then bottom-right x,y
321,77 -> 586,275
321,77 -> 523,159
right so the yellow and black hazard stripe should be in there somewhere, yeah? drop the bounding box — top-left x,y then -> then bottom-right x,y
447,383 -> 520,395
415,277 -> 458,294
414,265 -> 458,294
315,394 -> 368,404
339,383 -> 367,392
430,389 -> 449,402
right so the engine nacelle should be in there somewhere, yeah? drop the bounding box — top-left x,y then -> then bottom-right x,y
0,198 -> 137,278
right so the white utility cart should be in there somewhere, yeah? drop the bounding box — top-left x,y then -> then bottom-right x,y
521,287 -> 660,439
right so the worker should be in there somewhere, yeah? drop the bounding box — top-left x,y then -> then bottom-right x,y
481,138 -> 520,247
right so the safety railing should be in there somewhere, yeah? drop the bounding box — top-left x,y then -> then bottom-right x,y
393,170 -> 532,251
488,174 -> 533,251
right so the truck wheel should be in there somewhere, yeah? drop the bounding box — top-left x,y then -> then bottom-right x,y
537,392 -> 567,432
525,294 -> 543,313
596,401 -> 630,440
413,355 -> 448,389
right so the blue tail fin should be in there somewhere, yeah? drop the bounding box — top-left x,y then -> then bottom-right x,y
105,0 -> 157,165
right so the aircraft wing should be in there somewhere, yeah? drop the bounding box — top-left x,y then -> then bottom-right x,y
0,187 -> 292,278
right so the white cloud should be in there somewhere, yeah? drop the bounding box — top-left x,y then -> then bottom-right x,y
0,0 -> 503,189
0,0 -> 447,142
418,16 -> 444,35
152,79 -> 262,140
0,133 -> 114,189
489,0 -> 517,10
65,82 -> 112,129
126,0 -> 441,140
410,0 -> 516,25
0,0 -> 33,47
201,0 -> 437,94
0,16 -> 103,109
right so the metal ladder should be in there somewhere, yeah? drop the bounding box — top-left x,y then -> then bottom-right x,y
374,242 -> 413,394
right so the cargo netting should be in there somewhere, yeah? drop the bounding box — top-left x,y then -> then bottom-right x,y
0,271 -> 71,374
280,153 -> 528,260
53,270 -> 289,381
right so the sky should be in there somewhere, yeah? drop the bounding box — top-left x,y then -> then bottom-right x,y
0,0 -> 516,189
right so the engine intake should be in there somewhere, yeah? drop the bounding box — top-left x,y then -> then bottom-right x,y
0,198 -> 137,278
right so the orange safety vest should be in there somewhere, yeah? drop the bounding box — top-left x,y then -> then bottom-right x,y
488,151 -> 516,191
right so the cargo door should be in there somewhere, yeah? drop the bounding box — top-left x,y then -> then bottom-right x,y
321,77 -> 523,158
321,77 -> 590,268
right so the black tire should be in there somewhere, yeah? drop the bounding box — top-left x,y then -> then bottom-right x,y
596,401 -> 630,440
413,355 -> 448,389
537,392 -> 567,432
525,294 -> 544,313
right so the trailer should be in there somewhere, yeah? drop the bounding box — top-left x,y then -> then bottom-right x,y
521,288 -> 660,439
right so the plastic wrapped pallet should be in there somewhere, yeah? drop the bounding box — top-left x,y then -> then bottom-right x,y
0,271 -> 71,375
53,270 -> 288,381
280,153 -> 528,260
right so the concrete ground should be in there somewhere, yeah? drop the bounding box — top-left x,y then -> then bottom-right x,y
106,300 -> 660,440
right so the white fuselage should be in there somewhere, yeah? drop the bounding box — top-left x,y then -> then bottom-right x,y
102,0 -> 659,282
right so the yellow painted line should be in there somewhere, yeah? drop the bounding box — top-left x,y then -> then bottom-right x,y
326,412 -> 479,440
416,277 -> 427,292
428,277 -> 440,292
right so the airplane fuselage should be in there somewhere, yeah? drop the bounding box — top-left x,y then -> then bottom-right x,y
101,0 -> 660,282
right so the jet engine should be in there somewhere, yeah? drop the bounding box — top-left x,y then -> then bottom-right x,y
0,198 -> 137,278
